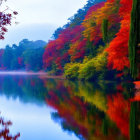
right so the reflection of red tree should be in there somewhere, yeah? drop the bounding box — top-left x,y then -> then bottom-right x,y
46,90 -> 88,138
107,93 -> 130,137
18,79 -> 23,86
30,80 -> 35,86
45,81 -> 128,140
131,81 -> 140,102
131,94 -> 140,102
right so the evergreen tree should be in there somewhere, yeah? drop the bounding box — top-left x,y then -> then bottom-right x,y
129,0 -> 140,79
102,19 -> 108,43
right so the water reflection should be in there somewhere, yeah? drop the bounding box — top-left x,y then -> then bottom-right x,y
0,75 -> 139,140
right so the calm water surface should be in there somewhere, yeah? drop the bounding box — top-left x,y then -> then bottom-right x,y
0,75 -> 139,140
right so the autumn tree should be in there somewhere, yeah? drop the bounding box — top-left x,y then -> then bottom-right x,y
0,0 -> 18,39
106,0 -> 132,71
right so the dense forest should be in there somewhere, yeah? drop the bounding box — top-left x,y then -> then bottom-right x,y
0,0 -> 140,81
42,0 -> 140,81
0,39 -> 46,71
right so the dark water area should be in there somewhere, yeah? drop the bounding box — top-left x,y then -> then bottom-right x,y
0,75 -> 139,140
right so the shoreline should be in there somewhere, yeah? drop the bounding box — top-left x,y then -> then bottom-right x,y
0,71 -> 47,75
0,71 -> 65,79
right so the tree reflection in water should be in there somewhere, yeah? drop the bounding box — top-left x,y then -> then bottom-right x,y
45,80 -> 140,140
0,115 -> 20,140
0,75 -> 139,140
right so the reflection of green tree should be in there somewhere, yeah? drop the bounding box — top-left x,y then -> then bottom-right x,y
130,102 -> 140,140
121,82 -> 135,99
102,116 -> 108,136
43,79 -> 58,91
2,76 -> 24,99
21,78 -> 48,103
66,81 -> 117,112
0,76 -> 48,105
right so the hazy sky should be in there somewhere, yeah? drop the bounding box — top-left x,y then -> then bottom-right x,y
0,0 -> 87,48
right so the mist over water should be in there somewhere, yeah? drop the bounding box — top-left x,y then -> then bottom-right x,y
0,71 -> 47,75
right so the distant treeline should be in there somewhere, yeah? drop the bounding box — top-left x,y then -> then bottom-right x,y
0,39 -> 46,71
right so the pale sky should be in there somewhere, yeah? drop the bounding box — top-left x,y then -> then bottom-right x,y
0,0 -> 87,48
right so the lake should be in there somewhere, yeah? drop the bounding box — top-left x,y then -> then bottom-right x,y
0,74 -> 139,140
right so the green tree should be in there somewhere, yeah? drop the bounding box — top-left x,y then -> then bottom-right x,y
129,0 -> 140,79
102,19 -> 108,43
2,45 -> 13,69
